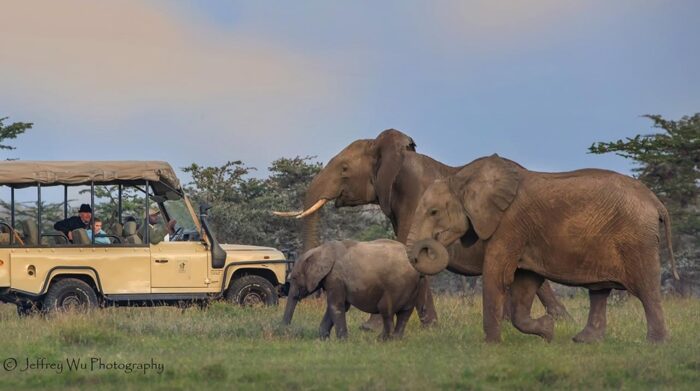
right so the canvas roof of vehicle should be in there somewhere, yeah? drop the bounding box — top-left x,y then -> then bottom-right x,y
0,161 -> 181,196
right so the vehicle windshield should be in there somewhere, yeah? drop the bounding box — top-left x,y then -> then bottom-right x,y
162,199 -> 197,232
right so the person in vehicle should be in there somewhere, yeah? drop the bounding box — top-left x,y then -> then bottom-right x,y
146,207 -> 176,244
87,218 -> 110,244
53,203 -> 92,241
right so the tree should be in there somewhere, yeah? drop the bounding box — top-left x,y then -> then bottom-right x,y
589,113 -> 699,285
183,157 -> 394,258
0,116 -> 33,158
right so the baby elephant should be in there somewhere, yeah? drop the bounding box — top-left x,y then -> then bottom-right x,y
282,239 -> 423,340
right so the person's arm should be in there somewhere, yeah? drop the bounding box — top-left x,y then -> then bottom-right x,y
53,218 -> 69,234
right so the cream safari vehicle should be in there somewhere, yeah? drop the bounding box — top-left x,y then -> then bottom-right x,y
0,161 -> 290,315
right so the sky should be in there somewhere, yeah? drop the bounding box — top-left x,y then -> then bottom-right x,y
1,0 -> 698,180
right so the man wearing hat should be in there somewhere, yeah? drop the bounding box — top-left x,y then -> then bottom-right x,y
54,203 -> 92,241
144,206 -> 177,244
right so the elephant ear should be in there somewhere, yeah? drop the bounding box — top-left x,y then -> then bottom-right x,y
301,242 -> 343,293
451,154 -> 520,240
372,129 -> 416,217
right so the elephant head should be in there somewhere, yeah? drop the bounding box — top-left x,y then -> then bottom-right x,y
274,129 -> 416,252
406,154 -> 520,274
282,242 -> 344,325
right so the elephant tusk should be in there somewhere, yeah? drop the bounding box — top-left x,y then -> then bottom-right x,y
296,199 -> 328,219
272,210 -> 303,217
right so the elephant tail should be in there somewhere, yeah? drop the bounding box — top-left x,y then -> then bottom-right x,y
659,206 -> 680,280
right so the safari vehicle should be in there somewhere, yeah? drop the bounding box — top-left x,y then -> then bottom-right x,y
0,161 -> 290,315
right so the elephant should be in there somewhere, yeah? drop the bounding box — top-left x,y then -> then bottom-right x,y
282,239 -> 423,340
406,154 -> 679,343
274,129 -> 571,330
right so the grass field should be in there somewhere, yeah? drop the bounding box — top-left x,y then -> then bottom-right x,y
0,294 -> 698,390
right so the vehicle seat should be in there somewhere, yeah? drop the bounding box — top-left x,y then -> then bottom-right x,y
19,219 -> 39,246
113,222 -> 123,240
122,221 -> 142,244
71,228 -> 90,245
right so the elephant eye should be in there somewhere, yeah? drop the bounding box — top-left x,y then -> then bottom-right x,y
429,209 -> 438,216
341,164 -> 348,172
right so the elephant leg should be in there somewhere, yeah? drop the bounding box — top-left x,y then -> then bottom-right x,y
537,280 -> 572,321
502,293 -> 513,321
393,307 -> 414,338
416,277 -> 438,327
636,287 -> 668,343
319,307 -> 334,340
359,313 -> 383,332
378,313 -> 395,341
326,290 -> 348,340
573,289 -> 611,343
482,242 -> 520,343
510,270 -> 554,341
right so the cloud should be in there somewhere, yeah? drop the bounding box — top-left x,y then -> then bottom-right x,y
427,1 -> 591,52
0,1 -> 336,122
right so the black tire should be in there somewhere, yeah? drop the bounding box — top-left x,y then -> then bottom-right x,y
226,275 -> 278,307
16,302 -> 41,317
43,278 -> 98,313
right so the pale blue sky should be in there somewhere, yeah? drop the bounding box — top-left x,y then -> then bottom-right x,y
1,1 -> 698,179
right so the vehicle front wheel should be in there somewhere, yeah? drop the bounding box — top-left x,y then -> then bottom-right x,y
43,278 -> 98,313
226,275 -> 278,307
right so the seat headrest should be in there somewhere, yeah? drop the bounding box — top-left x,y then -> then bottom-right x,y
71,228 -> 90,245
123,221 -> 138,236
20,219 -> 39,245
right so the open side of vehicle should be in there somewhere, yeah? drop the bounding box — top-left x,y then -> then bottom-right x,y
0,161 -> 291,315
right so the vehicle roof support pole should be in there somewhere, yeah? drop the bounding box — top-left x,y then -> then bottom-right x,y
10,186 -> 14,246
37,183 -> 42,245
144,180 -> 149,244
63,185 -> 68,220
118,184 -> 123,224
90,181 -> 95,245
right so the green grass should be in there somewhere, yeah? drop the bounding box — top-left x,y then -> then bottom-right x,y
0,295 -> 698,390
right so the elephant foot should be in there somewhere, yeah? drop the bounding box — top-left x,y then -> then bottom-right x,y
377,332 -> 395,342
647,329 -> 668,343
539,315 -> 555,342
572,327 -> 605,343
319,333 -> 330,340
359,315 -> 383,332
547,305 -> 573,322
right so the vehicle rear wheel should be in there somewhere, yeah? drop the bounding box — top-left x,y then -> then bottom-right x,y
43,278 -> 98,313
226,275 -> 278,307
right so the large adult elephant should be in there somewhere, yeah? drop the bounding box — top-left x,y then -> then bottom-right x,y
406,154 -> 679,343
274,129 -> 571,328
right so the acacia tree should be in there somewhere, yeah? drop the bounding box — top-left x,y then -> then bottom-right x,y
589,113 -> 700,283
0,116 -> 33,159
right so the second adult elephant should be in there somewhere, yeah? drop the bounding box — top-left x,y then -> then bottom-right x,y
274,129 -> 571,329
407,154 -> 679,343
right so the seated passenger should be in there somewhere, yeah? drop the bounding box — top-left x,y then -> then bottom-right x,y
87,218 -> 110,244
53,204 -> 92,241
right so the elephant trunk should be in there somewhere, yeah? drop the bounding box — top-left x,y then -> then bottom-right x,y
301,207 -> 321,253
408,238 -> 450,275
282,284 -> 300,325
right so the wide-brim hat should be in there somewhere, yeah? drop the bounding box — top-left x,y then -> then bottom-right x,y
79,204 -> 92,213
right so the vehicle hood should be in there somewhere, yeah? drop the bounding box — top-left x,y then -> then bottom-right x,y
220,244 -> 286,261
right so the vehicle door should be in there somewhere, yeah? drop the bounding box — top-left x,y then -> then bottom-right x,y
150,241 -> 209,289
